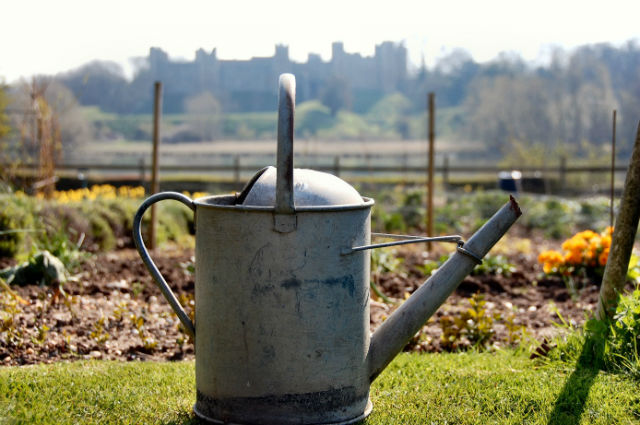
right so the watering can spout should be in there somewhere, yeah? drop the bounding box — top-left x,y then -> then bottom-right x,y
366,196 -> 522,382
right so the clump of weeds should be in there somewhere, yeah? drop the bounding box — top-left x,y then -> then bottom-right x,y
90,315 -> 110,345
130,312 -> 157,352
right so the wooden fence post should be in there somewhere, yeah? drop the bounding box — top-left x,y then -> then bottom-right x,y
234,155 -> 240,185
559,156 -> 567,194
426,92 -> 435,248
138,157 -> 146,189
442,155 -> 449,191
149,81 -> 162,250
401,153 -> 408,186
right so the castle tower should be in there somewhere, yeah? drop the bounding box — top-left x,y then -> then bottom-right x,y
375,41 -> 407,93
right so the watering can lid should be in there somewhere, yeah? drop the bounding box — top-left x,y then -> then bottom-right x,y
237,74 -> 364,209
239,166 -> 364,207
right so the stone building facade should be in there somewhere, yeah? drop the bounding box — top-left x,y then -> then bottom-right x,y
144,41 -> 407,112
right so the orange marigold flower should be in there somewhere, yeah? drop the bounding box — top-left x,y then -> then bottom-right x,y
564,250 -> 583,265
576,230 -> 598,240
543,228 -> 614,274
538,250 -> 564,274
538,250 -> 562,263
562,237 -> 588,252
598,248 -> 609,266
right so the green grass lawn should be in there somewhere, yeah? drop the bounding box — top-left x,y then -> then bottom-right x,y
1,351 -> 638,424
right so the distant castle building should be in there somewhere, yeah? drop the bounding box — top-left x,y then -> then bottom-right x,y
144,41 -> 407,113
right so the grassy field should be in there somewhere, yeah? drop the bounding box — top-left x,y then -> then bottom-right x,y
79,104 -> 464,144
1,351 -> 638,424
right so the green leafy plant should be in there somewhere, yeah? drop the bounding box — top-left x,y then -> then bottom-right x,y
439,315 -> 465,351
522,197 -> 580,239
415,254 -> 449,276
32,223 -> 86,272
179,257 -> 195,276
131,282 -> 144,298
0,290 -> 25,347
373,208 -> 407,233
472,254 -> 516,276
464,293 -> 498,347
33,324 -> 50,346
130,313 -> 157,352
112,301 -> 129,323
1,189 -> 196,261
542,287 -> 640,380
605,287 -> 640,378
0,196 -> 35,257
177,292 -> 195,323
370,248 -> 405,303
439,293 -> 502,351
90,316 -> 110,345
371,248 -> 404,274
61,329 -> 76,354
504,310 -> 528,346
627,254 -> 640,284
176,292 -> 195,346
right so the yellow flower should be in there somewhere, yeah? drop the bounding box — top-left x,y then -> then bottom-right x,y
192,192 -> 209,199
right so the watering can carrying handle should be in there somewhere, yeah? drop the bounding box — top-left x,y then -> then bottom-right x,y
276,73 -> 295,215
273,73 -> 297,233
132,192 -> 196,338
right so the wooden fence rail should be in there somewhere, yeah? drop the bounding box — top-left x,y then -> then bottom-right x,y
3,157 -> 628,193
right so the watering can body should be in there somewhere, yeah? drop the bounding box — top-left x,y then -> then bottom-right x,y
192,195 -> 373,423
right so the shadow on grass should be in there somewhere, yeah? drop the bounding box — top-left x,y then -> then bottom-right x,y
547,336 -> 604,425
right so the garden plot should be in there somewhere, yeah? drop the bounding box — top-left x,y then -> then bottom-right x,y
1,188 -> 636,367
0,235 -> 612,366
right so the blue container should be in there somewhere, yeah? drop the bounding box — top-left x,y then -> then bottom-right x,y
498,170 -> 522,192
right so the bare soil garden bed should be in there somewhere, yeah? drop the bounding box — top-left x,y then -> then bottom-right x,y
1,238 -> 601,366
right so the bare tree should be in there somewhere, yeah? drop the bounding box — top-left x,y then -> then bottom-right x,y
11,78 -> 91,153
6,78 -> 90,195
0,82 -> 14,187
184,91 -> 221,141
596,122 -> 640,319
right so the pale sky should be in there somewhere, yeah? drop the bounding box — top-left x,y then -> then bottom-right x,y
1,0 -> 638,83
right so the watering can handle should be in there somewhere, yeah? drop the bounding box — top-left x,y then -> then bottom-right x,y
132,192 -> 196,338
275,73 -> 295,215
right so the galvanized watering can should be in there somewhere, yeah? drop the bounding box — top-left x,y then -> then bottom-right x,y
133,74 -> 521,425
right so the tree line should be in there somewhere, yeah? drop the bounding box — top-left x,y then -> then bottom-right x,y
0,40 -> 639,158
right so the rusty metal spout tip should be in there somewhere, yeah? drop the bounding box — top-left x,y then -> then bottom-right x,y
509,195 -> 522,217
